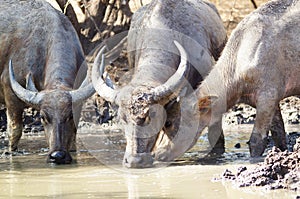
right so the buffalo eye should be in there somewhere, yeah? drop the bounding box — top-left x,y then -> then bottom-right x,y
136,117 -> 146,125
165,120 -> 172,128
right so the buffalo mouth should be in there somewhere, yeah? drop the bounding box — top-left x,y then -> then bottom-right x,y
123,128 -> 160,168
123,152 -> 154,168
47,150 -> 72,164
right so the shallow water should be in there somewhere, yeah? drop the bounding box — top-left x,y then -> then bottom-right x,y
0,158 -> 298,199
0,125 -> 299,198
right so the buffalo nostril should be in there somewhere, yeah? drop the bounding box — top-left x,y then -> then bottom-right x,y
47,151 -> 72,164
50,151 -> 66,160
124,157 -> 128,164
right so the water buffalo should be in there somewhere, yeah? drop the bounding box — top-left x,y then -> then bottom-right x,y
0,0 -> 94,163
193,0 -> 298,157
92,0 -> 227,168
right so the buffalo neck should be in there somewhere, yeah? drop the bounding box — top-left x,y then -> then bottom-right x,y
196,28 -> 244,115
43,24 -> 84,90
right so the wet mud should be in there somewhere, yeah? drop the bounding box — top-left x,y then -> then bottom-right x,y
218,138 -> 300,192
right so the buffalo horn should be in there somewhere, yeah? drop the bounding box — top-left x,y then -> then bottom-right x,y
70,81 -> 95,104
151,41 -> 189,101
92,46 -> 119,104
26,73 -> 38,92
9,60 -> 44,106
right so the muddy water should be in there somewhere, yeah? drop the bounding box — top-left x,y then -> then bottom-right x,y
0,160 -> 298,198
0,125 -> 299,198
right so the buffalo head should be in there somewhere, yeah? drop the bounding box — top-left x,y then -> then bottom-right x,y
9,60 -> 94,164
92,41 -> 190,168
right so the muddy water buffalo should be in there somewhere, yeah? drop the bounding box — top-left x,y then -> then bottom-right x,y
0,0 -> 94,163
192,0 -> 299,157
92,0 -> 227,168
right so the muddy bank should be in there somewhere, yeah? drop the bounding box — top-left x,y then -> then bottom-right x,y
218,138 -> 300,192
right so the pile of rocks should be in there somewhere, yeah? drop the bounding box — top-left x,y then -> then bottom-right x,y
220,138 -> 300,191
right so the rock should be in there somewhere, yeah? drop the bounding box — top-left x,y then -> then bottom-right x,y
234,143 -> 241,148
294,137 -> 300,152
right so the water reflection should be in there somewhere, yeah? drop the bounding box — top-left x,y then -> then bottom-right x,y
0,158 -> 299,198
0,162 -> 296,199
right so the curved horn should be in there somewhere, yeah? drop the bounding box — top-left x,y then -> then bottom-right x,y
70,62 -> 96,104
26,73 -> 38,92
9,60 -> 44,106
70,82 -> 95,104
92,46 -> 119,104
151,41 -> 189,101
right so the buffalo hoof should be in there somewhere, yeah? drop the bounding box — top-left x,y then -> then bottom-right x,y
9,144 -> 18,152
48,151 -> 72,164
209,143 -> 225,156
248,134 -> 267,157
207,148 -> 225,158
123,153 -> 154,168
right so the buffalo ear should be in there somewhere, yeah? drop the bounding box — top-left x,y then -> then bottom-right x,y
26,73 -> 38,92
198,96 -> 218,114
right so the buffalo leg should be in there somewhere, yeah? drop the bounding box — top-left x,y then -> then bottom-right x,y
6,107 -> 23,151
70,134 -> 77,152
4,84 -> 25,152
208,119 -> 225,155
270,107 -> 287,151
249,92 -> 278,157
